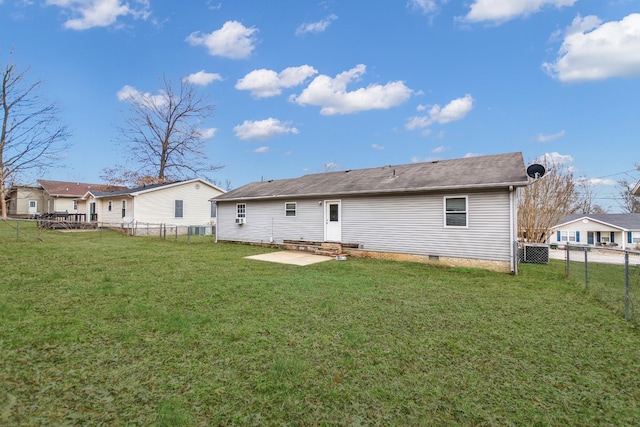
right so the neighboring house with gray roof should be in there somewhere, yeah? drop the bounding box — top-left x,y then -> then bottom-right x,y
549,213 -> 640,250
77,178 -> 224,233
211,152 -> 529,273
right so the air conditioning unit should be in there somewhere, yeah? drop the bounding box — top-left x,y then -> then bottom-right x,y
190,226 -> 212,235
522,243 -> 549,264
235,217 -> 246,224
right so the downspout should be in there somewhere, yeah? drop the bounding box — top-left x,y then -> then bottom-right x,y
270,217 -> 274,243
214,202 -> 218,243
509,185 -> 517,275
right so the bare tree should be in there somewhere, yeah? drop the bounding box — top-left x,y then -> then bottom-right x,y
1,53 -> 70,219
618,174 -> 640,213
518,160 -> 580,243
575,178 -> 608,214
105,76 -> 222,186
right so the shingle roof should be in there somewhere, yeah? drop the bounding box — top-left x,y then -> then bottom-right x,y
214,152 -> 528,201
89,181 -> 176,197
556,213 -> 640,231
87,178 -> 222,198
38,180 -> 127,197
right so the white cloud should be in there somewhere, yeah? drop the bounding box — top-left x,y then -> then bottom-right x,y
290,64 -> 413,115
198,128 -> 217,139
372,144 -> 384,150
432,145 -> 447,153
539,152 -> 573,165
116,85 -> 138,101
234,118 -> 299,141
186,21 -> 258,59
588,177 -> 617,186
295,14 -> 338,35
462,0 -> 576,24
407,0 -> 439,14
535,129 -> 565,143
405,94 -> 474,130
324,162 -> 339,171
464,152 -> 482,158
116,84 -> 167,107
45,0 -> 151,30
236,66 -> 318,98
183,70 -> 223,86
253,146 -> 270,153
543,14 -> 640,82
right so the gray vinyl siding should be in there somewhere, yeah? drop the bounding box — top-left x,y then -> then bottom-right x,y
217,190 -> 513,262
342,191 -> 511,261
217,199 -> 324,244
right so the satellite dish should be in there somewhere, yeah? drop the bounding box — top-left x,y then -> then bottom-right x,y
526,164 -> 546,179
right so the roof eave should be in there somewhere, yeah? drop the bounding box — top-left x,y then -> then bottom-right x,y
553,215 -> 630,231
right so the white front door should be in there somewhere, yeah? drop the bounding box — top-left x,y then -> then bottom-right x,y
28,200 -> 37,215
89,202 -> 97,222
324,200 -> 341,242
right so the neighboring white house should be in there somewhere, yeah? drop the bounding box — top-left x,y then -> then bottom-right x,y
211,152 -> 530,273
549,214 -> 640,250
78,178 -> 225,233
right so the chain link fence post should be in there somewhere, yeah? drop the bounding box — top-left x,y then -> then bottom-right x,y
584,247 -> 588,291
625,251 -> 630,322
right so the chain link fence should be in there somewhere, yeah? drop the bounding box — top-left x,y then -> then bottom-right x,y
2,218 -> 215,244
558,245 -> 640,325
518,242 -> 639,325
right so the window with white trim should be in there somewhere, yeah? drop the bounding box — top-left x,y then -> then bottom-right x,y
236,203 -> 246,218
560,230 -> 577,242
600,233 -> 610,243
285,202 -> 297,217
121,200 -> 126,218
633,232 -> 640,244
444,196 -> 467,227
175,200 -> 184,218
73,200 -> 78,210
108,201 -> 112,212
210,202 -> 217,218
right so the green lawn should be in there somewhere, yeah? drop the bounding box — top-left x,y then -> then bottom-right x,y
1,220 -> 639,425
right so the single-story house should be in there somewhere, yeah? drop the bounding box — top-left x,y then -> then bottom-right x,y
39,180 -> 126,218
5,180 -> 124,218
77,178 -> 225,233
549,213 -> 640,250
212,152 -> 530,273
5,185 -> 45,217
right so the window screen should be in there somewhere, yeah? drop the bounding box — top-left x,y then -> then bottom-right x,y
175,200 -> 184,218
445,197 -> 467,227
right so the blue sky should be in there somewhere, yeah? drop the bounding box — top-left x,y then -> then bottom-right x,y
1,0 -> 639,211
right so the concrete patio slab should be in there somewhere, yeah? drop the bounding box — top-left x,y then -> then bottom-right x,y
245,251 -> 333,266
